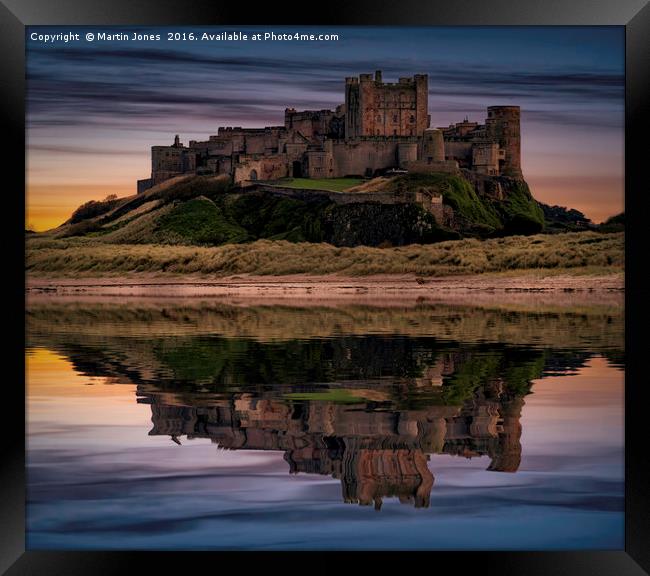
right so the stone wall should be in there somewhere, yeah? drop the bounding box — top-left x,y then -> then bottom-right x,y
403,159 -> 459,175
444,140 -> 473,167
397,141 -> 418,167
234,155 -> 289,185
330,139 -> 402,176
472,142 -> 501,175
305,148 -> 333,178
151,145 -> 196,185
284,108 -> 338,139
136,178 -> 152,194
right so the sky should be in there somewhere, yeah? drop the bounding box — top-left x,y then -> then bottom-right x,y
26,26 -> 624,230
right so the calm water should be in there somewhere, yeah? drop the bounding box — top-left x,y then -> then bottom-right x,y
26,299 -> 624,550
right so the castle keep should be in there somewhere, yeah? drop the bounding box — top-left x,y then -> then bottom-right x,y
137,71 -> 523,193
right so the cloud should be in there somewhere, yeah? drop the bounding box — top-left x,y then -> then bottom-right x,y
26,41 -> 623,133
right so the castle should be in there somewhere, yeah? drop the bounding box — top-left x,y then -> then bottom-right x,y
137,70 -> 523,193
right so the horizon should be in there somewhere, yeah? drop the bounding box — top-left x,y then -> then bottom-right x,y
26,25 -> 624,231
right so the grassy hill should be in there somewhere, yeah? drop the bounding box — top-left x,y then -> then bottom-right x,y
26,171 -> 621,279
47,171 -> 550,249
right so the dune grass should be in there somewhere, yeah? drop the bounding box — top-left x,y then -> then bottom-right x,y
26,231 -> 623,277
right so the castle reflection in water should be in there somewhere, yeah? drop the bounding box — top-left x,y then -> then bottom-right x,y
138,375 -> 524,510
27,300 -> 623,512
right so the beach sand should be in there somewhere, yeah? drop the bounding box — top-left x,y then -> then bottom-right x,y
26,272 -> 623,308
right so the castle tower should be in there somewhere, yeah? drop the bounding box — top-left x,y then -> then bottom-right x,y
485,106 -> 522,178
344,77 -> 361,139
413,74 -> 430,136
344,72 -> 430,139
421,129 -> 445,162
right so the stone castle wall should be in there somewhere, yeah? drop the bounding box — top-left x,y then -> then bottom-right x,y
331,139 -> 400,176
234,155 -> 289,186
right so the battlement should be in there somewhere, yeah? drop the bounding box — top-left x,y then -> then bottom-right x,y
347,70 -> 427,87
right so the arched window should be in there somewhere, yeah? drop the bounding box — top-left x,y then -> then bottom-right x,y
249,169 -> 258,181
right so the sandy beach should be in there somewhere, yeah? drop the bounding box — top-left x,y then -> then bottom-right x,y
26,271 -> 624,308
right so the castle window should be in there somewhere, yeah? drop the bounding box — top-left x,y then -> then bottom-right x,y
393,114 -> 398,122
393,129 -> 397,136
409,115 -> 415,123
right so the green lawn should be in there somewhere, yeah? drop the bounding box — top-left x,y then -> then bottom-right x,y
270,177 -> 365,192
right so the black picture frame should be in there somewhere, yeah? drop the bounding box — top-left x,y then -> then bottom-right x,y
5,0 -> 649,573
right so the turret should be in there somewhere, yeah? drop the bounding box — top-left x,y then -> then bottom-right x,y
486,106 -> 522,178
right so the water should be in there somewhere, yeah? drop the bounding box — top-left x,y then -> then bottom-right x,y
26,298 -> 624,550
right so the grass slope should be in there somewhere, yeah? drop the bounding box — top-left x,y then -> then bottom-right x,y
26,231 -> 623,277
156,197 -> 250,244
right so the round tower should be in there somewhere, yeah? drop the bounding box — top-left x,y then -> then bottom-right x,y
486,106 -> 522,178
422,129 -> 445,162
